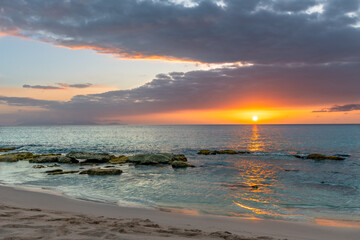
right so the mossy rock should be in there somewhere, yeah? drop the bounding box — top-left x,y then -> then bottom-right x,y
0,152 -> 34,162
109,155 -> 129,164
79,168 -> 122,175
172,154 -> 187,162
197,150 -> 212,155
171,161 -> 195,168
127,153 -> 174,165
0,147 -> 16,152
217,150 -> 238,154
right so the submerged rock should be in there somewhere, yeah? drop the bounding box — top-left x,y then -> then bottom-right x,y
49,170 -> 79,175
66,152 -> 113,163
171,161 -> 194,168
79,168 -> 122,175
103,165 -> 115,168
109,155 -> 128,164
45,169 -> 79,175
0,147 -> 16,152
238,151 -> 251,154
45,169 -> 63,174
197,150 -> 212,155
197,149 -> 249,155
32,165 -> 45,169
306,154 -> 345,161
47,163 -> 61,167
0,152 -> 34,162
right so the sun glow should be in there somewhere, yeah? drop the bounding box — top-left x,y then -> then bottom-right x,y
252,115 -> 258,122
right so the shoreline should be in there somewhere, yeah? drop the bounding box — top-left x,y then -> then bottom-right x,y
1,184 -> 359,240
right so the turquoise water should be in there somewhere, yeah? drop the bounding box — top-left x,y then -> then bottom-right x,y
0,125 -> 359,223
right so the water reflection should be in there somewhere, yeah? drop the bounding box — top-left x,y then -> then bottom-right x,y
248,125 -> 264,152
228,127 -> 285,218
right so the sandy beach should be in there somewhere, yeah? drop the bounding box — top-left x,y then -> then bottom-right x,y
0,184 -> 359,240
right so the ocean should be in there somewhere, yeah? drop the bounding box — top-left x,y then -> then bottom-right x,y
0,125 -> 359,224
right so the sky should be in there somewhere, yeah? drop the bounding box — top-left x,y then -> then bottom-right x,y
0,0 -> 359,125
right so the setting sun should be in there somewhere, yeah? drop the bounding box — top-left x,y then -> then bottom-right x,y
252,115 -> 258,122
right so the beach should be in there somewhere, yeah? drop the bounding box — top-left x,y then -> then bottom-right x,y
1,184 -> 359,240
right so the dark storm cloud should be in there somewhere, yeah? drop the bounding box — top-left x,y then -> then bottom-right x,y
1,62 -> 359,124
23,83 -> 92,89
313,104 -> 360,112
0,0 -> 359,64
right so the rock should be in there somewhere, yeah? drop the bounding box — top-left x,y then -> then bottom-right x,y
306,154 -> 345,161
32,165 -> 45,169
103,165 -> 115,168
335,154 -> 351,157
238,151 -> 251,154
79,168 -> 122,175
216,150 -> 238,154
45,169 -> 63,174
58,156 -> 78,164
0,152 -> 34,162
47,163 -> 60,167
171,161 -> 194,168
251,185 -> 259,189
326,156 -> 345,160
0,147 -> 16,152
294,154 -> 305,159
306,154 -> 327,160
172,154 -> 187,162
197,149 -> 247,155
127,153 -> 174,165
197,150 -> 212,155
29,155 -> 59,163
66,152 -> 113,163
109,155 -> 128,164
45,169 -> 79,175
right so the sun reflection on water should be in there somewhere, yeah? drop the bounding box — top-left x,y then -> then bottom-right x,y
248,125 -> 264,152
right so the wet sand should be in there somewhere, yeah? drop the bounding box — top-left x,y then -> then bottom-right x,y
0,184 -> 359,240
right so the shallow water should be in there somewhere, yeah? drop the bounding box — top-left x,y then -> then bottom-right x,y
0,125 -> 359,223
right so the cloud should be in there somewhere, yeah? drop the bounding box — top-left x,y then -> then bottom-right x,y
0,0 -> 359,64
23,83 -> 92,89
313,104 -> 360,112
58,83 -> 93,88
1,62 -> 359,125
23,84 -> 63,90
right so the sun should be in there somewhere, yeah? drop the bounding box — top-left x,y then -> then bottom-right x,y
252,115 -> 258,122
